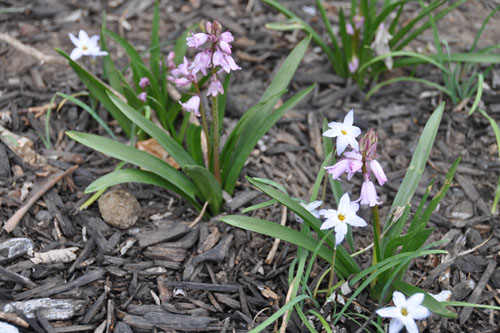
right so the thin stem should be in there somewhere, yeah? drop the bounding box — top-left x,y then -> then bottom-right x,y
372,205 -> 381,263
211,96 -> 221,183
327,247 -> 337,297
195,83 -> 211,167
370,204 -> 382,289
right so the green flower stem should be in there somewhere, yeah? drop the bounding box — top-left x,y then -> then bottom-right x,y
195,83 -> 211,168
370,204 -> 382,289
327,246 -> 337,297
211,96 -> 221,184
372,204 -> 381,263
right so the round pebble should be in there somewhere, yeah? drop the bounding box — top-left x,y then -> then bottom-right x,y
98,189 -> 142,229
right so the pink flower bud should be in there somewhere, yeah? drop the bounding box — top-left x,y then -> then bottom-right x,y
138,91 -> 147,102
346,22 -> 354,35
348,57 -> 359,74
359,129 -> 378,158
139,77 -> 150,89
353,14 -> 364,30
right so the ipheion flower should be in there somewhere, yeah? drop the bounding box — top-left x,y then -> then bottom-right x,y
323,109 -> 361,155
319,193 -> 367,245
376,291 -> 430,333
69,30 -> 108,60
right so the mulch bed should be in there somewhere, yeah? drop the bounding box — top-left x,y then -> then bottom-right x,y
0,0 -> 499,332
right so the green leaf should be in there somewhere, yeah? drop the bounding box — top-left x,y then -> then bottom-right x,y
222,84 -> 315,194
57,92 -> 117,141
246,177 -> 360,277
66,131 -> 201,203
248,294 -> 310,333
265,18 -> 304,31
107,92 -> 195,167
186,124 -> 204,166
100,13 -> 124,94
366,76 -> 451,100
393,281 -> 457,318
382,102 -> 444,246
104,28 -> 143,67
56,49 -> 132,136
478,108 -> 500,213
183,165 -> 222,215
221,216 -> 333,264
86,168 -> 186,196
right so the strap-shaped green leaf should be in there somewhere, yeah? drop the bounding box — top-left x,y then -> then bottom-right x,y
221,215 -> 333,264
183,165 -> 222,215
382,102 -> 444,246
246,177 -> 360,277
222,84 -> 314,194
85,168 -> 201,211
107,92 -> 195,167
66,131 -> 201,202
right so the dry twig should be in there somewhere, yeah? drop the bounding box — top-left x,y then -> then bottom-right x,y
4,165 -> 78,233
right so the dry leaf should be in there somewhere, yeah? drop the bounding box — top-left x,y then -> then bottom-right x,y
0,124 -> 47,167
136,138 -> 180,169
261,286 -> 279,301
29,247 -> 79,265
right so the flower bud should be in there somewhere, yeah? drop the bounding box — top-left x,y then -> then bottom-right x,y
359,129 -> 378,159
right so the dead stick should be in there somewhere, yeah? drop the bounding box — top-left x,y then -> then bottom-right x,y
0,32 -> 66,65
265,206 -> 287,265
4,165 -> 78,233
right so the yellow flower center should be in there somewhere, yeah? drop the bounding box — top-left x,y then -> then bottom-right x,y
341,130 -> 347,135
338,214 -> 345,221
401,308 -> 408,316
82,45 -> 88,50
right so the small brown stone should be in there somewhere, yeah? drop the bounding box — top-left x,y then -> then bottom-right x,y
98,189 -> 141,229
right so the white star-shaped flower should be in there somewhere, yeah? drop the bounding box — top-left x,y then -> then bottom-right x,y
323,109 -> 362,155
319,193 -> 367,245
69,30 -> 108,61
376,291 -> 431,333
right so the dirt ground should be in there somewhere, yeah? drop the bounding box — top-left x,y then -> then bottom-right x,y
0,0 -> 499,332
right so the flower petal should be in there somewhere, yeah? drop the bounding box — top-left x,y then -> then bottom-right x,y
411,305 -> 431,320
323,127 -> 341,138
392,291 -> 406,308
347,135 -> 359,152
347,214 -> 367,227
69,33 -> 80,47
344,109 -> 354,127
69,48 -> 83,60
337,193 -> 351,214
406,293 -> 424,309
320,218 -> 336,230
376,306 -> 399,318
388,318 -> 404,333
401,315 -> 418,333
78,30 -> 89,42
350,125 -> 362,138
336,135 -> 349,156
